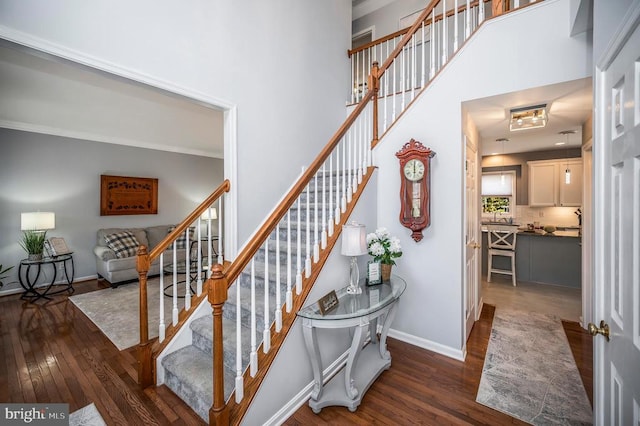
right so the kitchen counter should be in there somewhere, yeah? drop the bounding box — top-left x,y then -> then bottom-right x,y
516,229 -> 580,238
481,228 -> 581,288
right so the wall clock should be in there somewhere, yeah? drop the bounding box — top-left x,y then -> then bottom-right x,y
395,139 -> 436,242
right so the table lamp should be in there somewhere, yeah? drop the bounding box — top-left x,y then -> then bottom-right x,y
341,222 -> 367,294
21,212 -> 55,232
200,207 -> 217,221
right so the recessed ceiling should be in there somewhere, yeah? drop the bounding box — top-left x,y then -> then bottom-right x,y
464,78 -> 592,156
0,42 -> 224,158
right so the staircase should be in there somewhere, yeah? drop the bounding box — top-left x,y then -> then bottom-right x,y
161,176 -> 337,421
135,1 -> 542,424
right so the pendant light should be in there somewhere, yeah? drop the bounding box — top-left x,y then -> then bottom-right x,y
496,138 -> 509,186
559,130 -> 576,184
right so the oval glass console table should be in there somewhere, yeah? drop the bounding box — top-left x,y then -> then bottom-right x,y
297,275 -> 406,413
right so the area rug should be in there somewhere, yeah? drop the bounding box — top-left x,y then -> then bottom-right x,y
69,403 -> 106,426
476,309 -> 592,425
69,276 -> 194,350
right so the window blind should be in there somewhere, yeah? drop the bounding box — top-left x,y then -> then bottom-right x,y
482,173 -> 513,196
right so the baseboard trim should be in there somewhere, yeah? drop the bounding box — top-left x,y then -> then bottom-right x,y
387,328 -> 465,361
0,274 -> 98,297
264,348 -> 350,426
264,328 -> 464,424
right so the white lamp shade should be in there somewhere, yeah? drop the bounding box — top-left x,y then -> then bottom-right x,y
201,207 -> 218,221
341,223 -> 367,256
21,212 -> 55,231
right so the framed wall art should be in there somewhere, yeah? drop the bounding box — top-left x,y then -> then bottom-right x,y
100,175 -> 158,216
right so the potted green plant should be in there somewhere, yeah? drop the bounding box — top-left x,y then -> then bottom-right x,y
366,227 -> 402,282
20,230 -> 47,261
0,264 -> 13,288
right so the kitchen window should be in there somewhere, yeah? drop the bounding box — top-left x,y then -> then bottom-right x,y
481,171 -> 516,219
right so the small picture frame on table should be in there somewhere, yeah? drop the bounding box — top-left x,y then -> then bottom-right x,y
367,261 -> 382,285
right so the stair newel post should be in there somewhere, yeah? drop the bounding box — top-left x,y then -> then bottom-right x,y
370,61 -> 380,147
136,245 -> 154,388
208,263 -> 230,426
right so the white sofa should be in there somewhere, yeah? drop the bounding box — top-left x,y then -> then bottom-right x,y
94,225 -> 187,287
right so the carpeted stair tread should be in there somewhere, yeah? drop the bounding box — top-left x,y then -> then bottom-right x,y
162,345 -> 235,422
190,315 -> 251,370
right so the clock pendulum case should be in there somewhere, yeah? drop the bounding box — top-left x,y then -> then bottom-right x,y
395,139 -> 436,242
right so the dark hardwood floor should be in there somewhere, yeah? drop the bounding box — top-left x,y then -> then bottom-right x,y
1,280 -> 592,425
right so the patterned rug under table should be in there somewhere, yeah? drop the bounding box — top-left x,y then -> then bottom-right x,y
476,309 -> 592,425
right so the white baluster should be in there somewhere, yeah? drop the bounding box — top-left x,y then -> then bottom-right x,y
430,9 -> 436,79
207,207 -> 213,278
305,182 -> 311,278
289,205 -> 297,311
351,50 -> 355,104
184,226 -> 191,311
466,0 -> 471,39
250,259 -> 257,377
313,174 -> 320,263
514,0 -> 520,8
217,198 -> 223,264
411,34 -> 416,99
358,115 -> 363,184
354,51 -> 359,101
196,218 -> 203,295
335,145 -> 341,225
421,22 -> 426,88
454,0 -> 459,51
159,253 -> 165,342
442,0 -> 448,64
341,137 -> 347,212
393,38 -> 397,121
383,40 -> 389,132
321,163 -> 327,249
347,132 -> 353,203
235,276 -> 243,403
352,129 -> 358,195
328,153 -> 334,236
172,244 -> 178,325
276,218 -> 293,332
401,44 -> 405,111
479,0 -> 485,23
362,50 -> 367,96
263,239 -> 270,353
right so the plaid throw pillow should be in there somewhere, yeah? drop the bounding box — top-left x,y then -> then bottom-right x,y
168,226 -> 195,249
104,231 -> 140,259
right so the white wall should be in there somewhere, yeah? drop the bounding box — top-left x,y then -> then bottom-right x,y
0,0 -> 352,246
244,172 -> 378,425
0,128 -> 222,293
373,0 -> 591,353
353,0 -> 427,37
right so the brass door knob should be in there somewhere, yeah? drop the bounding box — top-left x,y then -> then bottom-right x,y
588,320 -> 610,341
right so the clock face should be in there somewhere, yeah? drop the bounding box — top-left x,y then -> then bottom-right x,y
403,159 -> 425,181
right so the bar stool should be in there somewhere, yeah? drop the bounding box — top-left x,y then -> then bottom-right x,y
486,224 -> 517,286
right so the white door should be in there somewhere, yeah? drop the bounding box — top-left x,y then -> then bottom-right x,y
464,137 -> 480,341
593,7 -> 640,425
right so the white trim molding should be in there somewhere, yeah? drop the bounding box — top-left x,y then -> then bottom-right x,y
387,328 -> 466,361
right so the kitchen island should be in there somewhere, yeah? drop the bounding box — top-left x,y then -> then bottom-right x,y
481,228 -> 581,288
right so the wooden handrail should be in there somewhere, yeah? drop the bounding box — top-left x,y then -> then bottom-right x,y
148,179 -> 231,261
348,0 -> 481,57
224,90 -> 375,285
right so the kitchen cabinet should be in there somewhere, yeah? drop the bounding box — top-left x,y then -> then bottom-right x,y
481,230 -> 581,288
528,158 -> 582,207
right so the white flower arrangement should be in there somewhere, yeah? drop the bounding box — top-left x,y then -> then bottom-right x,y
366,227 -> 402,265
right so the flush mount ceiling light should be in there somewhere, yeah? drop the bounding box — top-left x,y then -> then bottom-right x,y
509,104 -> 547,131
